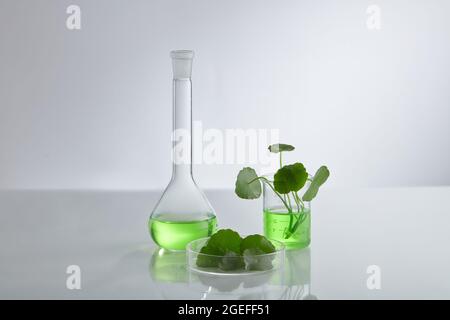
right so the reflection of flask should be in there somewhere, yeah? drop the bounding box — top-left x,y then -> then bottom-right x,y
150,249 -> 188,283
149,50 -> 217,251
149,248 -> 194,299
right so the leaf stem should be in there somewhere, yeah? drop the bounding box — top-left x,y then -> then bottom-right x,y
283,192 -> 308,239
248,176 -> 292,213
287,212 -> 294,237
286,193 -> 299,235
291,192 -> 300,213
284,211 -> 308,239
286,192 -> 293,211
294,192 -> 305,211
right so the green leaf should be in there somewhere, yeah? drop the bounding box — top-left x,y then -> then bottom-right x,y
241,235 -> 276,271
196,229 -> 243,270
268,143 -> 295,153
207,229 -> 242,255
235,167 -> 262,199
196,230 -> 278,271
302,166 -> 330,201
196,245 -> 221,268
273,163 -> 308,194
240,234 -> 276,254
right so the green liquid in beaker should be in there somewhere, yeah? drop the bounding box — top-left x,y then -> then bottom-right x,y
263,209 -> 311,250
150,216 -> 217,251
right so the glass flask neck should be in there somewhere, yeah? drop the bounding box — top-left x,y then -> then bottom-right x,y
171,50 -> 194,182
172,78 -> 193,180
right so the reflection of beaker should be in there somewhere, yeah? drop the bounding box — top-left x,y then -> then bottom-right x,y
282,248 -> 317,300
149,50 -> 217,251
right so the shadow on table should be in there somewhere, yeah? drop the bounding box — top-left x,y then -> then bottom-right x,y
149,247 -> 317,300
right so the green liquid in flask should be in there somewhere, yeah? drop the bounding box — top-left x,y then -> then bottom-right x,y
263,209 -> 311,250
150,216 -> 217,251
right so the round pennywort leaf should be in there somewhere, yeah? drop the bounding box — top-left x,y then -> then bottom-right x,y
268,144 -> 295,153
302,166 -> 330,201
241,235 -> 276,271
235,167 -> 262,199
240,234 -> 275,254
273,163 -> 308,194
207,229 -> 242,255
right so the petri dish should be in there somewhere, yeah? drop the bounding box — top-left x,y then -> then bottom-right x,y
187,237 -> 285,275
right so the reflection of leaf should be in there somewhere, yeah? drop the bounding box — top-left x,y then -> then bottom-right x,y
268,143 -> 295,153
274,163 -> 308,194
302,166 -> 330,201
235,167 -> 262,199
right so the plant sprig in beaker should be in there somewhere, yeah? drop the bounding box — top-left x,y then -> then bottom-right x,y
234,144 -> 330,239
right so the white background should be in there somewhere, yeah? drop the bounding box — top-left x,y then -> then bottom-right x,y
1,0 -> 449,190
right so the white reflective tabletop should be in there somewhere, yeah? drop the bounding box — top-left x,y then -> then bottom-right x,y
0,187 -> 449,299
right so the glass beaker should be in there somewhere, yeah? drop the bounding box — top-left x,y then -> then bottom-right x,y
149,50 -> 217,251
263,175 -> 311,250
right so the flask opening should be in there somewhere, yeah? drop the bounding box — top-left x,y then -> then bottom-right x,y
170,50 -> 194,79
